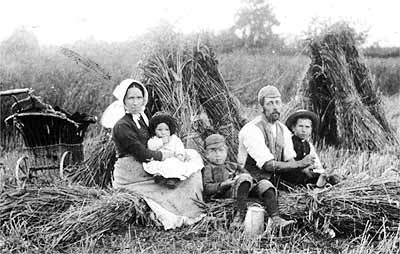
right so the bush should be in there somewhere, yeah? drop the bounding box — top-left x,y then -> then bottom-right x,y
363,46 -> 400,58
367,57 -> 400,96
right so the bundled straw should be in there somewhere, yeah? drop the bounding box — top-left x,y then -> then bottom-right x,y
279,176 -> 400,235
1,176 -> 398,250
299,29 -> 397,150
192,45 -> 243,156
43,190 -> 155,250
67,133 -> 116,188
142,49 -> 197,140
192,176 -> 400,236
0,184 -> 156,250
188,198 -> 236,233
0,184 -> 106,247
338,33 -> 392,133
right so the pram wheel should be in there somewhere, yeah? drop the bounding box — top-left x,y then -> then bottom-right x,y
15,156 -> 30,187
59,151 -> 72,179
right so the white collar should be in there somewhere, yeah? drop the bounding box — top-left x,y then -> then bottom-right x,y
130,112 -> 148,129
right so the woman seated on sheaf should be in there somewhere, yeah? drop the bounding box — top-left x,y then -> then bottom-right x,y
101,79 -> 204,229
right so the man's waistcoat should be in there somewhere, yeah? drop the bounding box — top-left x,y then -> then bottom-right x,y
244,117 -> 285,181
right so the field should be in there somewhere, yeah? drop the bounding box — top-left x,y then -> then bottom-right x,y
1,34 -> 400,253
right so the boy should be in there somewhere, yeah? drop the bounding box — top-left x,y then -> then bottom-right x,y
202,134 -> 253,224
285,109 -> 327,187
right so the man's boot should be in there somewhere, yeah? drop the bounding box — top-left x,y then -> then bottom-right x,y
271,215 -> 295,228
262,188 -> 294,230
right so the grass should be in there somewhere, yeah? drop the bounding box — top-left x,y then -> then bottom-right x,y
2,225 -> 398,253
218,50 -> 310,105
383,93 -> 400,138
367,57 -> 400,95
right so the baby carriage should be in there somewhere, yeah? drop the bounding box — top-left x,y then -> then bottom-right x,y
1,88 -> 95,187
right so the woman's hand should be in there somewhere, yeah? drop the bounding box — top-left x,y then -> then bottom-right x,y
148,137 -> 164,151
161,136 -> 170,144
161,150 -> 175,160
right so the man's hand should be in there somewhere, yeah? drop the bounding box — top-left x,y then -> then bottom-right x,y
302,166 -> 315,178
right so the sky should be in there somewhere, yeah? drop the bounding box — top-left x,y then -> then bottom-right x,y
1,0 -> 400,46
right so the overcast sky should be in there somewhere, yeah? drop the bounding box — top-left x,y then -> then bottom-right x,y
1,0 -> 400,46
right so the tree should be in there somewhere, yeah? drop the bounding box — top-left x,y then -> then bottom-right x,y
214,28 -> 244,53
0,27 -> 40,61
304,18 -> 369,46
233,0 -> 281,49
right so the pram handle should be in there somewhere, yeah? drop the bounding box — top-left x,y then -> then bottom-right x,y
0,88 -> 33,97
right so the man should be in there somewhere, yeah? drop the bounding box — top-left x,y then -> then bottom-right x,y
238,85 -> 315,228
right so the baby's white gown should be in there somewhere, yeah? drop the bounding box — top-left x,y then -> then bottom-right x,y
143,134 -> 203,180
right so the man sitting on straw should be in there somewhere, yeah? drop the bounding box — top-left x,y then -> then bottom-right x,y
238,85 -> 316,228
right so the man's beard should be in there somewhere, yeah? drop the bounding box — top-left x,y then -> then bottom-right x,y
266,111 -> 280,122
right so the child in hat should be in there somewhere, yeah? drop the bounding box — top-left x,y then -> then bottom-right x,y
285,109 -> 327,187
202,133 -> 253,225
143,112 -> 203,188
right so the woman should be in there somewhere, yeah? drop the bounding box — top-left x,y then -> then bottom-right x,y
101,79 -> 204,229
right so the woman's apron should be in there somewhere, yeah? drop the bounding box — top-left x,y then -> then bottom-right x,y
113,156 -> 204,229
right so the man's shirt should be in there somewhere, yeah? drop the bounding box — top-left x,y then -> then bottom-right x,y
238,115 -> 296,169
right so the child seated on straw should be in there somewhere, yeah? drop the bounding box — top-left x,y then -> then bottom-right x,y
202,134 -> 253,225
285,110 -> 328,187
143,112 -> 203,188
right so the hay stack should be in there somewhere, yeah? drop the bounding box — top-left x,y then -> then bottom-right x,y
143,43 -> 244,161
192,46 -> 243,138
298,29 -> 397,150
67,133 -> 116,188
142,48 -> 198,143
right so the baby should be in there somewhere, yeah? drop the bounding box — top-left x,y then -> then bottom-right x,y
147,113 -> 185,162
143,112 -> 203,188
